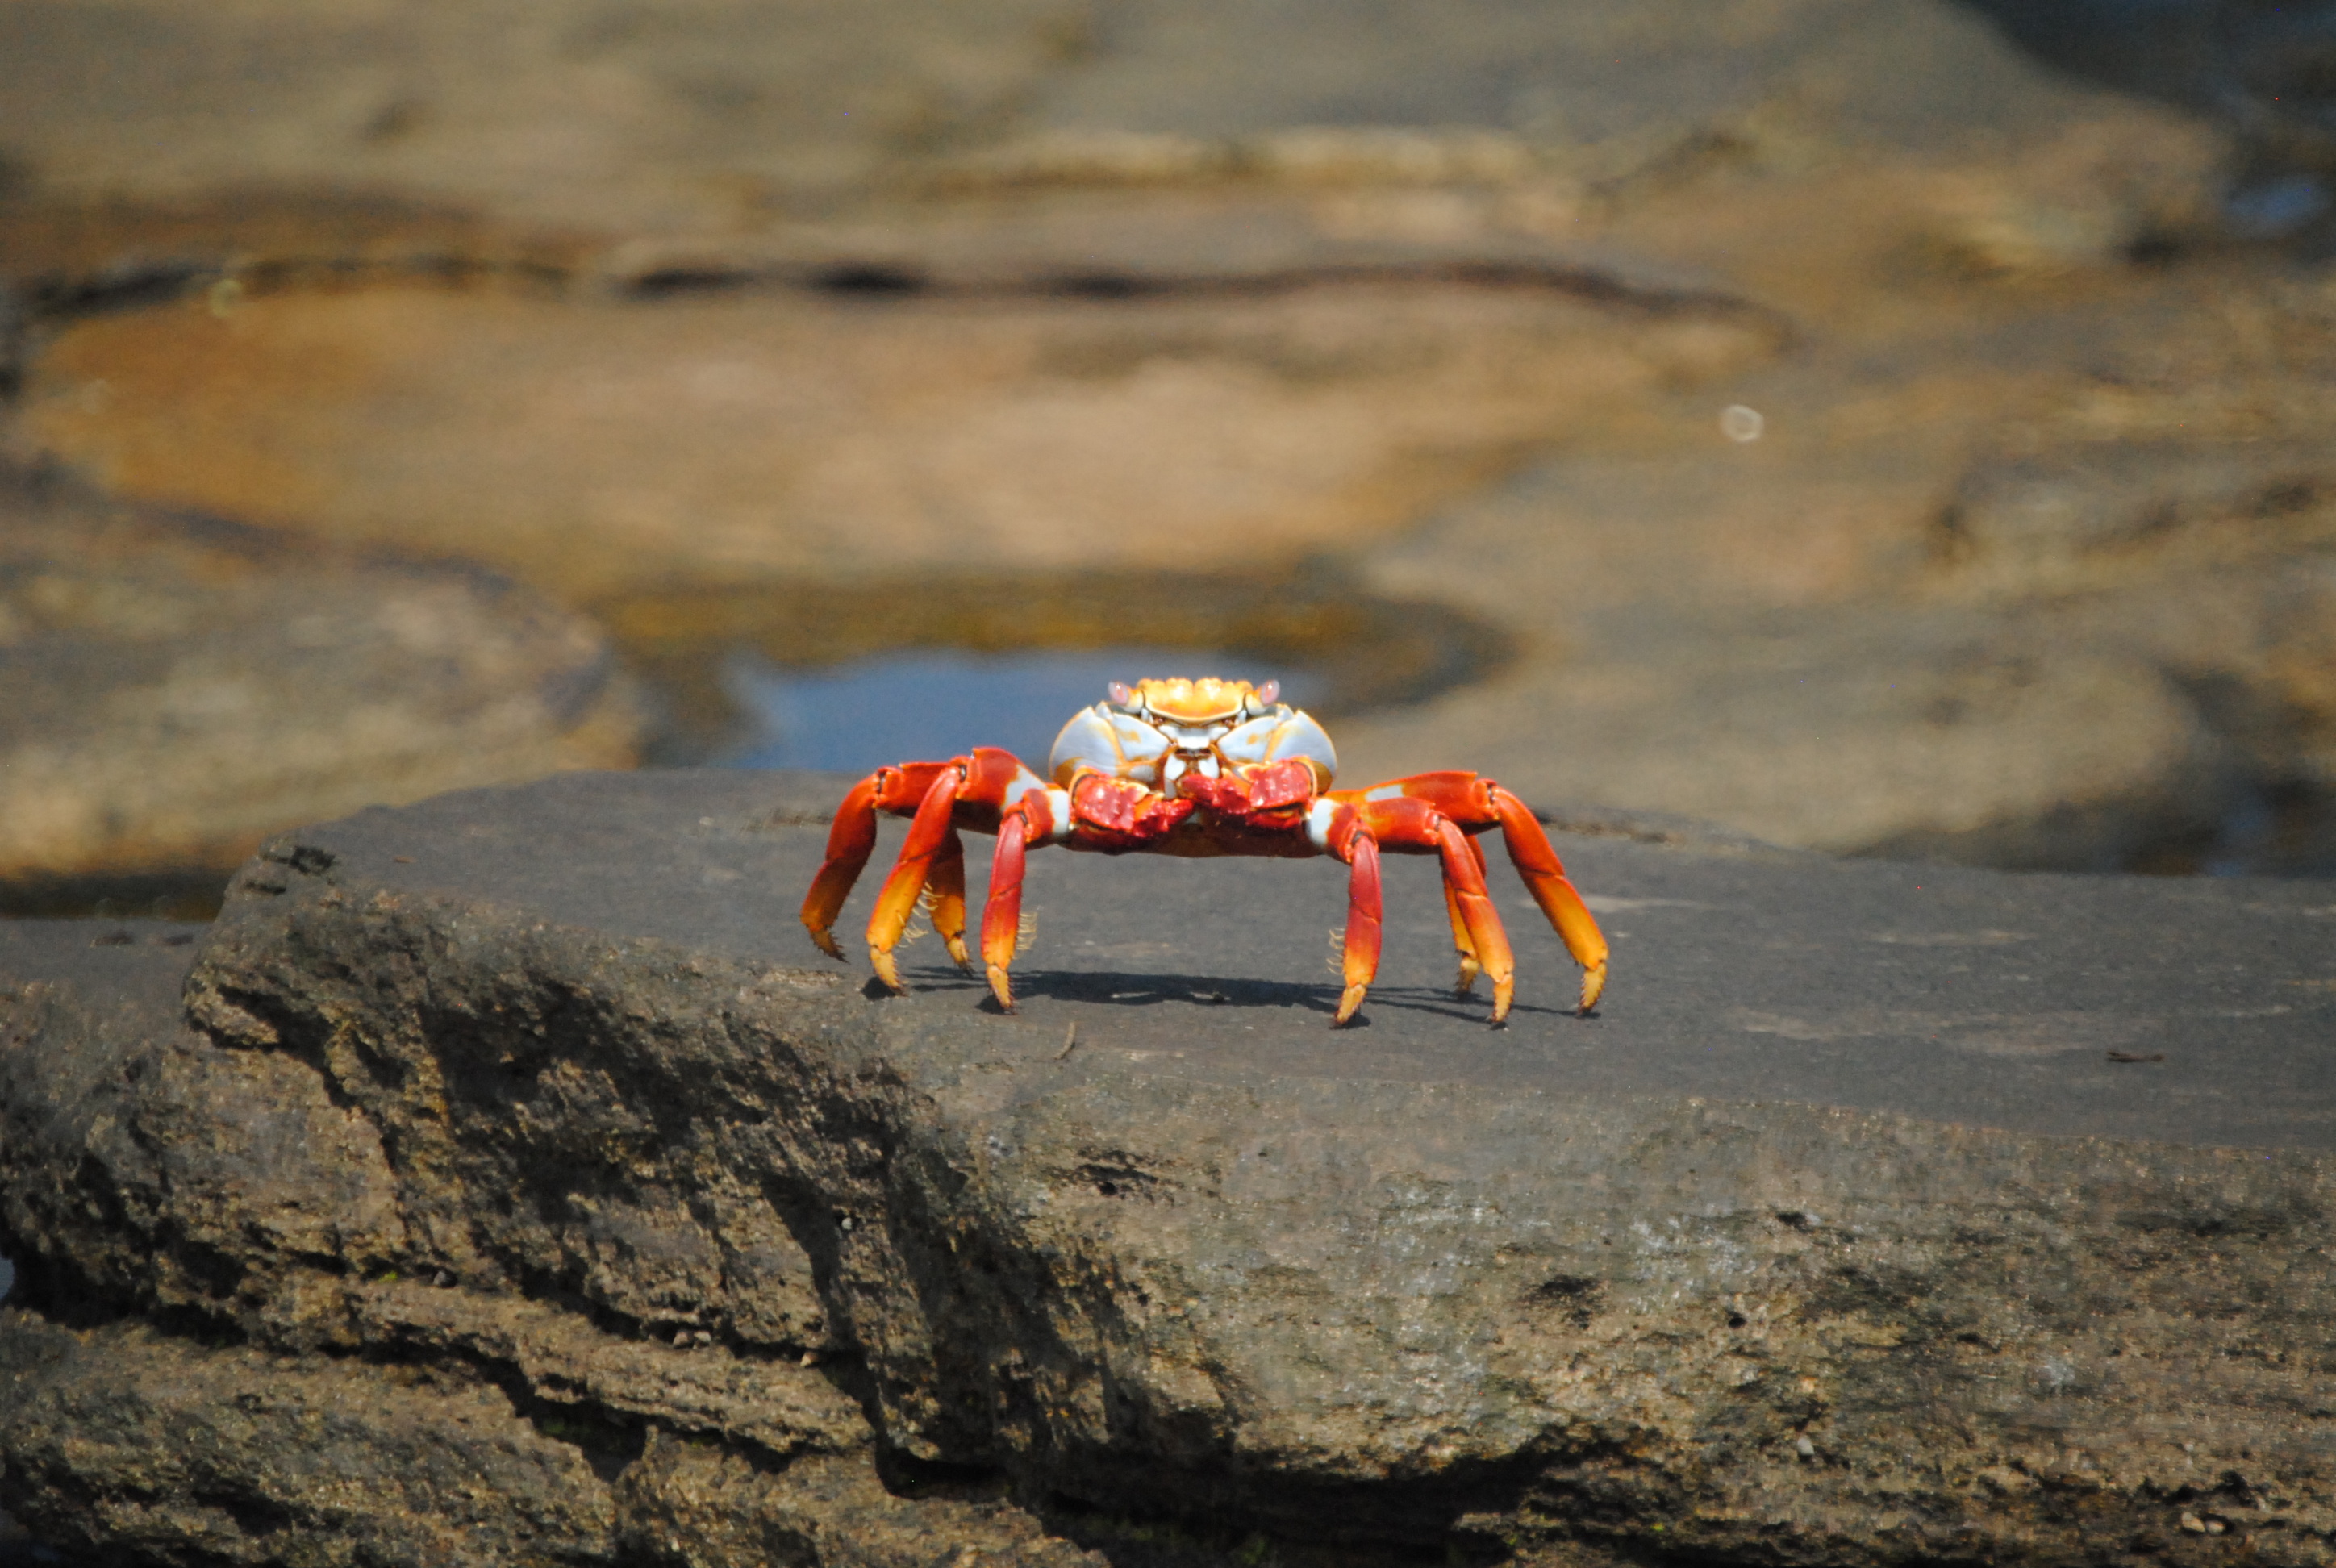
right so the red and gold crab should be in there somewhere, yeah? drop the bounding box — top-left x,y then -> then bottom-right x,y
799,677 -> 1608,1026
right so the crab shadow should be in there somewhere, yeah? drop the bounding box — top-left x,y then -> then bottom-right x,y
886,964 -> 1587,1028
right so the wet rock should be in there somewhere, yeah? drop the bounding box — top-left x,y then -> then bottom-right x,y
0,0 -> 2221,252
1941,443 -> 2332,577
0,467 -> 644,898
14,277 -> 1776,597
6,773 -> 2334,1565
0,0 -> 2325,873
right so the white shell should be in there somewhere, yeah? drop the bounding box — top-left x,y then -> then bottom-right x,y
1049,703 -> 1170,786
1048,700 -> 1335,790
1217,710 -> 1337,785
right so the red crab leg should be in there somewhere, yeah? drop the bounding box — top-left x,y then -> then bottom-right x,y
927,831 -> 974,974
1441,833 -> 1490,998
1340,773 -> 1609,1015
1332,818 -> 1383,1026
1432,815 -> 1518,1022
802,765 -> 949,959
979,788 -> 1062,1012
867,765 -> 966,990
1487,785 -> 1609,1014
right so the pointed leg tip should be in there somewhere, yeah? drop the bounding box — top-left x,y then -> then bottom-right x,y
1578,965 -> 1608,1015
985,963 -> 1016,1013
807,927 -> 845,961
1332,984 -> 1369,1027
870,949 -> 905,993
1490,979 -> 1514,1027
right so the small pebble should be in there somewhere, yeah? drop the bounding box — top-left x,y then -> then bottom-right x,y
2180,1513 -> 2207,1534
1795,1437 -> 1817,1460
674,1330 -> 691,1348
692,1329 -> 712,1346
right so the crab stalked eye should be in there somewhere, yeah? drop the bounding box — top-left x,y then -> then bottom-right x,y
1108,682 -> 1135,706
1255,679 -> 1280,707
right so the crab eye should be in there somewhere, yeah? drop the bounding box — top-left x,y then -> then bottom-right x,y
1108,681 -> 1134,706
1255,679 -> 1280,707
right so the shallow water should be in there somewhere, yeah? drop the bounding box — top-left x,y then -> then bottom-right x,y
715,648 -> 1324,775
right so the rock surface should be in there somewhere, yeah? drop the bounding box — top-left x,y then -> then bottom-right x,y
0,464 -> 644,906
7,0 -> 2332,870
1,1 -> 2334,867
4,771 -> 2334,1566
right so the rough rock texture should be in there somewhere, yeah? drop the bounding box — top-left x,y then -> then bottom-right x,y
4,771 -> 2334,1566
0,464 -> 644,900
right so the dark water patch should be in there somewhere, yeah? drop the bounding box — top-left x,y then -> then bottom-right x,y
2129,779 -> 2336,878
0,868 -> 232,924
597,565 -> 1512,769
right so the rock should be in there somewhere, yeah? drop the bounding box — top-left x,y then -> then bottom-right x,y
13,276 -> 1777,597
5,771 -> 2334,1565
1334,444 -> 2246,866
0,911 -> 1103,1568
1941,444 -> 2332,578
0,0 -> 2220,248
0,0 -> 2327,874
0,465 -> 645,899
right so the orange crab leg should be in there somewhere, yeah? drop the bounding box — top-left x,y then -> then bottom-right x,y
1339,772 -> 1608,1020
1441,835 -> 1490,998
1432,815 -> 1518,1022
1488,785 -> 1608,1014
801,774 -> 885,959
928,831 -> 973,974
979,789 -> 1055,1012
1333,820 -> 1383,1026
868,765 -> 967,990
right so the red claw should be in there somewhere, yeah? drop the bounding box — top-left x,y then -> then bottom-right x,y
1071,774 -> 1195,847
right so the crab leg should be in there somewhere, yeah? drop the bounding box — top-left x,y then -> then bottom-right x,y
1332,822 -> 1383,1026
1487,785 -> 1608,1014
802,765 -> 944,959
927,831 -> 974,974
1431,815 -> 1519,1022
866,766 -> 967,989
1441,834 -> 1490,997
1338,772 -> 1609,1019
979,789 -> 1057,1012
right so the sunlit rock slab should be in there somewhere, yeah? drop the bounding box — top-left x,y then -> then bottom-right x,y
16,278 -> 1775,597
0,469 -> 646,892
0,0 -> 2219,256
202,769 -> 2336,1150
8,770 -> 2326,1562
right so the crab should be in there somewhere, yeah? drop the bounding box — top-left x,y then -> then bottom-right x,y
799,678 -> 1608,1026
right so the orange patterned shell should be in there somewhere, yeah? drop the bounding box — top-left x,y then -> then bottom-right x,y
1124,678 -> 1260,723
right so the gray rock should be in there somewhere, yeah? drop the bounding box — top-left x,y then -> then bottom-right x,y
5,771 -> 2333,1565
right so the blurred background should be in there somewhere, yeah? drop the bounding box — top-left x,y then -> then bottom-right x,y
5,0 -> 2336,925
